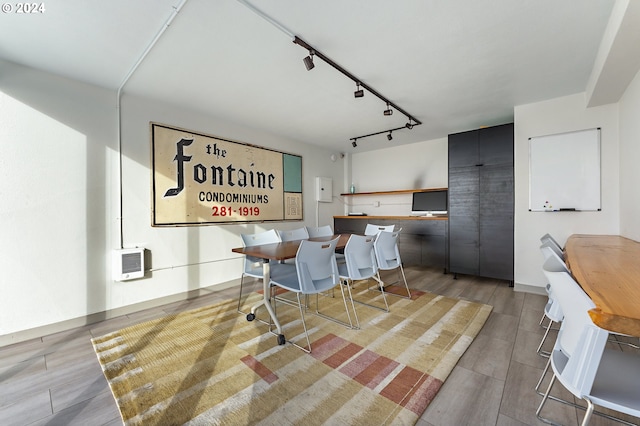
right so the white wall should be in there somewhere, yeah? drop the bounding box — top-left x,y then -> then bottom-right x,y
514,93 -> 619,291
0,59 -> 344,345
0,60 -> 117,341
348,138 -> 448,216
619,68 -> 640,241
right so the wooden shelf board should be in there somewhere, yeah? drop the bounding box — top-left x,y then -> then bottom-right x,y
340,188 -> 447,197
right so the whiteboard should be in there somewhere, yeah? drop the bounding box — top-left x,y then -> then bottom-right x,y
529,128 -> 601,211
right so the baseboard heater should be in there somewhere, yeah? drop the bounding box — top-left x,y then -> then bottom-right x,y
112,248 -> 145,281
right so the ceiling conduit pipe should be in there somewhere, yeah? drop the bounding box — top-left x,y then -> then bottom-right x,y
235,0 -> 295,40
115,0 -> 188,249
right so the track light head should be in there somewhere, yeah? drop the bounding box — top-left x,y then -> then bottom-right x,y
352,140 -> 357,148
354,82 -> 364,98
406,119 -> 414,129
303,50 -> 315,71
383,103 -> 393,116
387,131 -> 393,141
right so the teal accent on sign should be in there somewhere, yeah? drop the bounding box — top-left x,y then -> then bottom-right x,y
283,154 -> 302,193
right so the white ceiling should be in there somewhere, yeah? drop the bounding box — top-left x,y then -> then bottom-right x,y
0,0 -> 623,153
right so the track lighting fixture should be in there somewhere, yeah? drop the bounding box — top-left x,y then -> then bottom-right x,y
354,82 -> 364,98
238,3 -> 423,148
291,36 -> 421,147
303,50 -> 315,71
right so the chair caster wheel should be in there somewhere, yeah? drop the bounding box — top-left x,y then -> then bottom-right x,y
277,334 -> 286,345
246,313 -> 256,322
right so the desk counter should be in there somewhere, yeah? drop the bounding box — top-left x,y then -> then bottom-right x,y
334,216 -> 448,271
333,215 -> 448,221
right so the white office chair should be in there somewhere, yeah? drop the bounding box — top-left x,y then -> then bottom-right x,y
534,247 -> 569,395
237,229 -> 284,320
540,235 -> 563,260
305,225 -> 334,238
540,233 -> 563,254
373,229 -> 411,299
536,271 -> 640,426
536,244 -> 568,357
338,234 -> 388,329
364,223 -> 394,236
269,237 -> 354,352
277,227 -> 310,242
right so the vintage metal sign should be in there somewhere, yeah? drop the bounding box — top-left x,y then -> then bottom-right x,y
151,123 -> 303,226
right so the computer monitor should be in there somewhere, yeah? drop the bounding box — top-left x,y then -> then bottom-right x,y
411,190 -> 448,216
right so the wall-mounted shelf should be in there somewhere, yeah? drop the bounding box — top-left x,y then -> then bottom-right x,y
340,188 -> 447,197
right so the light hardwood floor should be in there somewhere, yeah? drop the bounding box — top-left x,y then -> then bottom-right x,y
1,266 -> 638,426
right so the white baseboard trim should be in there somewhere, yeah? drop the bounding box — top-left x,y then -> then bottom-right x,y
0,279 -> 240,348
513,282 -> 547,296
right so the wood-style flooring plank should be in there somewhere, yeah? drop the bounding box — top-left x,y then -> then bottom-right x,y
50,371 -> 109,413
487,285 -> 525,317
478,311 -> 520,343
0,356 -> 46,384
28,389 -> 120,426
0,389 -> 51,426
457,333 -> 514,381
500,360 -> 578,425
420,365 -> 505,426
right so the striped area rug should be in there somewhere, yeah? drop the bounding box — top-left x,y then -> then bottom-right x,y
92,286 -> 492,425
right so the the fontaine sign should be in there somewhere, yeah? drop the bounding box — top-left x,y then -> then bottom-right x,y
151,123 -> 303,226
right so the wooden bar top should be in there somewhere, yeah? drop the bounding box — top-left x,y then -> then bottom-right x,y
564,234 -> 640,337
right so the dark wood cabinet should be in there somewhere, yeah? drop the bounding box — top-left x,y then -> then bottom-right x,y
334,216 -> 448,270
448,123 -> 514,282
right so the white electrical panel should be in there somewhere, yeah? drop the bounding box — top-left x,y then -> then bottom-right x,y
112,248 -> 145,281
315,177 -> 332,202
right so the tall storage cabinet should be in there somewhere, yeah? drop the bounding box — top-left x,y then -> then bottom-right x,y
448,123 -> 514,282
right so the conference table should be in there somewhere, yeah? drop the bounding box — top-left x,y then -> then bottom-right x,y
564,234 -> 640,337
231,234 -> 351,346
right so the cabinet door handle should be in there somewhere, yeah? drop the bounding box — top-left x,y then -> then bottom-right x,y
475,163 -> 483,167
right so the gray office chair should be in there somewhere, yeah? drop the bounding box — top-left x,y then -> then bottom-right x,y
373,229 -> 411,299
277,227 -> 310,265
306,225 -> 345,262
536,271 -> 640,425
338,234 -> 389,329
305,225 -> 334,238
237,229 -> 283,319
277,227 -> 310,242
269,237 -> 353,352
364,223 -> 394,236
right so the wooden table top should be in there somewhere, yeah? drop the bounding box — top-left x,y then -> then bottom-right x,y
564,234 -> 640,337
232,234 -> 350,261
